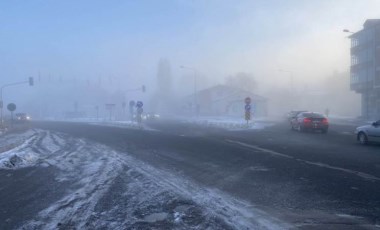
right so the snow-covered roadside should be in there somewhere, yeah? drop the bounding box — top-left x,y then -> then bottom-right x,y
182,116 -> 275,131
0,130 -> 38,168
43,118 -> 158,131
89,120 -> 157,131
1,129 -> 288,229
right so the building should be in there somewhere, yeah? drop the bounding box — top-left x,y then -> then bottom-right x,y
349,19 -> 380,119
181,85 -> 267,117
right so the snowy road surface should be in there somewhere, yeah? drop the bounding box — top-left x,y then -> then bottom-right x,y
0,129 -> 287,229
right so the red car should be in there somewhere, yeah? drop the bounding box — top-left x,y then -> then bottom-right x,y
291,112 -> 329,133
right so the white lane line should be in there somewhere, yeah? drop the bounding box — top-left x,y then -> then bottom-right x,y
226,139 -> 380,182
300,160 -> 380,181
226,140 -> 293,159
341,131 -> 353,135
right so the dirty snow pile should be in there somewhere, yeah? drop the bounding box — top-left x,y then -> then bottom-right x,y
0,130 -> 39,169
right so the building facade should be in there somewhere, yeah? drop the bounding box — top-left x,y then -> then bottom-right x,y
349,19 -> 380,119
181,85 -> 267,117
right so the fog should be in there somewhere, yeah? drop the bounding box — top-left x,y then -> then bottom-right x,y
1,0 -> 379,120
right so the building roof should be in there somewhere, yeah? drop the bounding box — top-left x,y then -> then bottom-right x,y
364,19 -> 380,29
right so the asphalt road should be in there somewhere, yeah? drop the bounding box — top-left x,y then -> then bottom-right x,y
1,119 -> 380,229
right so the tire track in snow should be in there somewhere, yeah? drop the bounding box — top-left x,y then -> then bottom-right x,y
12,130 -> 289,229
20,136 -> 124,230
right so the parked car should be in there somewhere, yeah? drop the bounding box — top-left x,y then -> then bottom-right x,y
291,112 -> 329,133
286,110 -> 308,122
145,112 -> 160,120
355,120 -> 380,145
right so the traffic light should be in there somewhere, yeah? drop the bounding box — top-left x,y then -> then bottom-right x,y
142,85 -> 146,92
29,77 -> 34,86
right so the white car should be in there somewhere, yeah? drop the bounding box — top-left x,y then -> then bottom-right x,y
355,120 -> 380,144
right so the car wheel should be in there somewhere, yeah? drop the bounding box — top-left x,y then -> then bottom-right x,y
298,125 -> 304,132
358,132 -> 368,145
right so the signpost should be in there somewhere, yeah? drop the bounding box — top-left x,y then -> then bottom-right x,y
244,97 -> 252,125
95,106 -> 99,120
129,100 -> 136,120
7,103 -> 16,127
136,101 -> 144,125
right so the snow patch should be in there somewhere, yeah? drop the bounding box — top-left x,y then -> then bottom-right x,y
0,132 -> 39,169
143,212 -> 168,223
183,116 -> 274,131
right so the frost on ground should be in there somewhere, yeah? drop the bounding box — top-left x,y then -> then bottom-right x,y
1,130 -> 287,229
0,130 -> 39,169
48,117 -> 157,131
182,116 -> 274,131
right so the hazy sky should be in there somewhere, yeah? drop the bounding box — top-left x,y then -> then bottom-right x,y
1,0 -> 380,89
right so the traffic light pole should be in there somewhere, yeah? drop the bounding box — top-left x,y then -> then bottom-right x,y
0,79 -> 33,128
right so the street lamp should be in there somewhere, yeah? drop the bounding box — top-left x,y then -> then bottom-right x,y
343,29 -> 354,34
344,28 -> 370,119
180,65 -> 198,117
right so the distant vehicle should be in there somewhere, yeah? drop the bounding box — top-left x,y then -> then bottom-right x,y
355,120 -> 380,145
286,110 -> 308,122
291,112 -> 329,133
145,113 -> 160,120
15,113 -> 31,122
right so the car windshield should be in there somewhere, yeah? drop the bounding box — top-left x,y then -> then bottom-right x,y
1,1 -> 380,229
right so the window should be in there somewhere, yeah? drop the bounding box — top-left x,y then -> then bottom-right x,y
351,73 -> 359,83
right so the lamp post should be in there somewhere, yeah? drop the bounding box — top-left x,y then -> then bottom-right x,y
0,77 -> 34,127
344,28 -> 370,119
180,65 -> 198,117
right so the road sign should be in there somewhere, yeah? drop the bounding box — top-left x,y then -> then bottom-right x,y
136,101 -> 143,108
7,103 -> 16,112
245,104 -> 251,111
244,97 -> 251,104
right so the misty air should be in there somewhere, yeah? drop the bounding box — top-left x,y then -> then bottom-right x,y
0,1 -> 380,229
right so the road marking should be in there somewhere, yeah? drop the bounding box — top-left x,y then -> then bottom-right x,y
300,160 -> 380,181
341,131 -> 353,135
226,139 -> 380,182
226,140 -> 293,159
